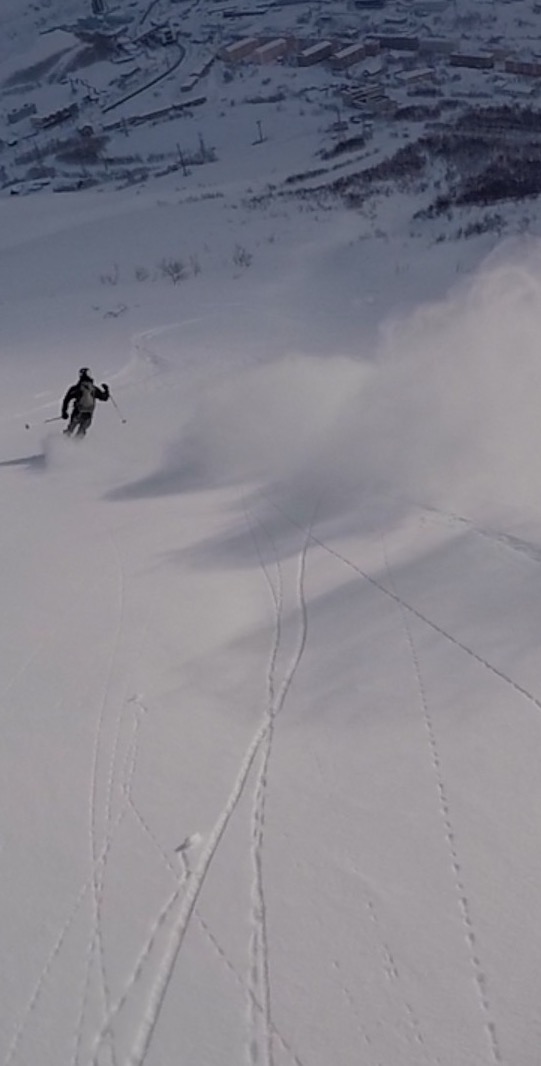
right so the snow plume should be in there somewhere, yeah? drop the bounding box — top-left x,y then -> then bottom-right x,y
368,238 -> 541,520
162,353 -> 368,509
124,239 -> 541,531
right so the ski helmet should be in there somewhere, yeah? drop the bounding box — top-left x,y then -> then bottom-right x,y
79,367 -> 92,380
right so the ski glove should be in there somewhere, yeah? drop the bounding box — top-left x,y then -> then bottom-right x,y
101,383 -> 110,399
62,412 -> 69,420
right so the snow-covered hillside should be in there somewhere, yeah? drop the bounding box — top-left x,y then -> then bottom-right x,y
3,3 -> 541,1066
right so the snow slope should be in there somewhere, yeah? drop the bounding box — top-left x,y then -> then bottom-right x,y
3,4 -> 541,1064
3,180 -> 541,1066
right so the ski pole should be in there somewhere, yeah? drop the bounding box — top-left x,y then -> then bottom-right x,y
24,416 -> 64,429
109,394 -> 127,424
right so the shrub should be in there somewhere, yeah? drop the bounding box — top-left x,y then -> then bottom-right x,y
159,257 -> 188,284
233,243 -> 253,269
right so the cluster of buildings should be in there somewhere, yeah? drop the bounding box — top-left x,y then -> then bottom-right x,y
34,103 -> 79,130
6,102 -> 80,132
220,36 -> 295,64
220,32 -> 541,82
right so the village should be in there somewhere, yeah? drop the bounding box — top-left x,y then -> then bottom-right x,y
0,0 -> 540,196
219,27 -> 541,119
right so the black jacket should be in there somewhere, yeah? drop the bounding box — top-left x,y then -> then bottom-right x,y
62,379 -> 109,418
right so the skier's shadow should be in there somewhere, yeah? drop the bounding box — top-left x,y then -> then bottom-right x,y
0,452 -> 46,471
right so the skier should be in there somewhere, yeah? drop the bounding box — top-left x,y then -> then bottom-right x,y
61,368 -> 110,437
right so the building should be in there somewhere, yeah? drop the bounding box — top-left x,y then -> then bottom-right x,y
414,0 -> 446,10
418,37 -> 457,56
220,37 -> 259,61
91,0 -> 106,14
36,103 -> 79,130
399,66 -> 435,84
505,59 -> 541,78
383,14 -> 410,30
222,9 -> 267,17
344,85 -> 392,114
7,103 -> 37,124
376,35 -> 419,52
364,39 -> 381,57
332,42 -> 368,69
450,52 -> 494,70
297,41 -> 333,66
252,38 -> 291,63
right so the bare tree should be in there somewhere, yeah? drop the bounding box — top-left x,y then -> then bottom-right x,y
159,257 -> 188,284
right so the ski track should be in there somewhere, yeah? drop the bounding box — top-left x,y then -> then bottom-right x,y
129,804 -> 305,1066
75,529 -> 128,1066
76,521 -> 157,1066
2,823 -> 126,1066
91,574 -> 157,1055
112,512 -> 314,1066
321,529 -> 513,1064
89,877 -> 189,1064
124,763 -> 307,1066
264,496 -> 436,1064
1,524 -> 128,1066
6,325 -> 512,1066
244,509 -> 314,1066
11,424 -> 535,1065
380,533 -> 503,1065
0,501 -> 100,1063
97,501 -> 307,1066
3,706 -> 142,1066
262,496 -> 523,1065
104,699 -> 128,845
183,844 -> 307,1066
88,691 -> 196,1064
271,500 -> 541,731
195,912 -> 307,1066
74,699 -> 146,1066
243,504 -> 284,1066
418,503 -> 541,566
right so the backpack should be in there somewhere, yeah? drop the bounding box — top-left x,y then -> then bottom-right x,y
78,380 -> 95,413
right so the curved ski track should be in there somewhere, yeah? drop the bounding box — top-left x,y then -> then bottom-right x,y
261,493 -> 541,1066
243,505 -> 284,1066
380,533 -> 502,1065
243,502 -> 314,1066
94,511 -> 315,1066
8,443 -> 532,1064
2,523 -> 154,1066
75,530 -> 126,1066
262,496 -> 440,1061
